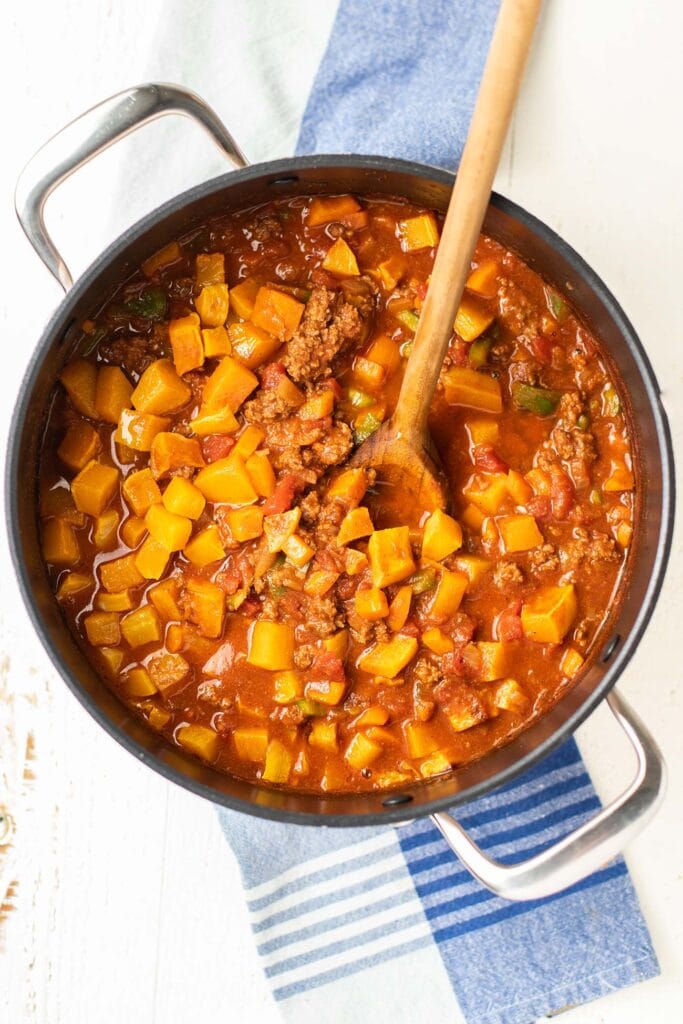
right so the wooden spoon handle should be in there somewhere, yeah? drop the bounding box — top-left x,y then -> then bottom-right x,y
393,0 -> 542,438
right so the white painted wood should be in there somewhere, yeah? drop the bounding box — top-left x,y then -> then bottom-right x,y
1,1 -> 682,1022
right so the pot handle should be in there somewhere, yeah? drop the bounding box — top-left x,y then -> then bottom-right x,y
431,688 -> 665,901
15,82 -> 248,291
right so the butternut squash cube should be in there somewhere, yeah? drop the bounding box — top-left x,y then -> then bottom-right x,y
145,503 -> 192,551
123,667 -> 157,697
299,389 -> 336,420
359,634 -> 418,678
368,526 -> 415,588
337,506 -> 374,545
282,533 -> 315,567
452,554 -> 491,587
498,514 -> 543,553
194,453 -> 257,505
58,421 -> 101,472
195,283 -> 230,328
490,678 -> 529,712
202,356 -> 259,412
71,460 -> 119,516
323,629 -> 349,658
373,254 -> 407,291
116,409 -> 170,451
603,461 -> 635,492
134,536 -> 171,580
162,476 -> 205,520
93,509 -> 119,549
251,286 -> 304,341
56,572 -> 91,600
60,359 -> 98,419
309,720 -> 338,753
183,525 -> 225,567
521,584 -> 578,643
422,627 -> 455,655
98,646 -> 124,676
306,194 -> 361,226
345,548 -> 369,576
229,276 -> 261,320
353,356 -> 385,390
355,586 -> 389,621
96,590 -> 133,612
322,237 -> 360,277
327,467 -> 368,507
226,506 -> 264,542
190,404 -> 239,436
304,569 -> 339,596
150,433 -> 204,480
177,724 -> 219,762
233,425 -> 265,460
42,517 -> 80,566
120,516 -> 147,548
305,679 -> 346,706
426,570 -> 468,622
367,335 -> 401,375
466,259 -> 500,298
147,705 -> 172,730
84,611 -> 120,647
466,417 -> 500,446
185,577 -> 225,638
201,325 -> 231,358
142,240 -> 181,278
233,726 -> 269,762
100,553 -> 144,592
387,585 -> 412,632
263,507 -> 301,552
273,671 -> 303,705
443,366 -> 502,413
477,641 -> 508,682
616,522 -> 632,548
398,213 -> 440,251
560,646 -> 585,679
195,252 -> 225,287
95,365 -> 133,424
247,620 -> 295,671
419,751 -> 452,778
131,359 -> 191,414
421,509 -> 463,561
261,739 -> 293,783
454,294 -> 495,341
461,503 -> 486,532
245,451 -> 276,497
463,473 -> 509,515
229,321 -> 282,368
121,605 -> 162,647
146,652 -> 189,691
148,578 -> 182,620
169,313 -> 205,375
404,720 -> 442,758
507,469 -> 533,506
344,732 -> 382,770
122,468 -> 162,517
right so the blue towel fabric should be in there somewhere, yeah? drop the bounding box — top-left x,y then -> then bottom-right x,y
218,2 -> 659,1019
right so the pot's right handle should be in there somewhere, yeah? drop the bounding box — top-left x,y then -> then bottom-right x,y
15,82 -> 248,292
432,689 -> 665,902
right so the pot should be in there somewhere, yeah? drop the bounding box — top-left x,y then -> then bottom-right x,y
8,84 -> 675,900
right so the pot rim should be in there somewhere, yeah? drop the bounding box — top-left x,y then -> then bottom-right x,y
6,153 -> 675,825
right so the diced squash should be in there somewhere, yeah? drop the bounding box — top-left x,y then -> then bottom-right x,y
95,366 -> 133,424
229,320 -> 281,368
603,461 -> 635,492
322,237 -> 360,277
309,720 -> 338,753
367,335 -> 401,375
273,671 -> 303,705
467,418 -> 500,446
461,503 -> 486,532
454,294 -> 495,341
307,194 -> 361,226
248,620 -> 295,670
185,577 -> 225,638
71,460 -> 119,516
147,654 -> 190,693
142,241 -> 181,277
421,509 -> 463,561
134,536 -> 171,580
177,724 -> 219,762
233,425 -> 265,460
60,359 -> 98,419
560,647 -> 585,679
466,259 -> 499,298
122,468 -> 162,517
373,255 -> 407,291
57,421 -> 101,472
93,509 -> 119,549
507,469 -> 533,506
84,611 -> 120,647
399,213 -> 440,251
195,252 -> 225,287
448,702 -> 485,733
150,433 -> 205,479
233,726 -> 269,762
100,553 -> 144,592
443,366 -> 503,413
305,679 -> 346,706
116,409 -> 170,451
482,517 -> 499,547
261,739 -> 293,783
120,516 -> 147,548
195,283 -> 229,328
131,359 -> 191,414
304,569 -> 339,596
345,548 -> 369,576
202,325 -> 231,358
40,482 -> 84,522
229,276 -> 261,320
353,706 -> 390,729
299,389 -> 335,420
98,647 -> 124,676
616,522 -> 632,548
368,526 -> 415,588
148,578 -> 182,620
463,473 -> 509,515
245,451 -> 276,498
419,751 -> 452,778
359,634 -> 418,678
147,705 -> 172,730
121,605 -> 162,647
42,518 -> 80,566
189,404 -> 239,436
353,356 -> 385,390
355,586 -> 389,621
263,507 -> 301,552
452,554 -> 491,587
183,525 -> 225,567
123,667 -> 157,697
323,629 -> 349,658
166,624 -> 215,662
498,514 -> 543,553
56,572 -> 91,600
404,720 -> 442,758
169,314 -> 205,375
194,453 -> 257,505
282,533 -> 315,567
521,584 -> 578,643
202,356 -> 259,411
337,506 -> 374,546
251,286 -> 305,341
490,678 -> 529,712
162,477 -> 206,520
422,627 -> 455,655
426,570 -> 468,622
96,590 -> 133,612
327,468 -> 368,507
226,506 -> 264,542
477,641 -> 508,682
387,585 -> 412,632
344,732 -> 382,770
145,503 -> 192,551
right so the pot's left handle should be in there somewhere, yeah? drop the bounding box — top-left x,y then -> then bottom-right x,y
15,82 -> 248,291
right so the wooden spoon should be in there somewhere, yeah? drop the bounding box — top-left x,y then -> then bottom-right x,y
350,0 -> 542,514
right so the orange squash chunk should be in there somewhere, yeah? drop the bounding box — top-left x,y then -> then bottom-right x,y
368,527 -> 415,588
122,468 -> 162,517
168,314 -> 204,376
322,238 -> 360,277
521,585 -> 577,644
60,359 -> 98,419
57,422 -> 101,472
150,433 -> 205,480
116,409 -> 170,451
195,252 -> 225,287
142,241 -> 181,278
251,286 -> 304,341
202,356 -> 259,412
95,366 -> 133,424
229,321 -> 282,368
443,367 -> 502,413
131,359 -> 191,415
99,553 -> 144,592
71,460 -> 119,516
42,517 -> 80,566
306,195 -> 361,226
229,276 -> 262,320
194,453 -> 257,505
195,284 -> 230,328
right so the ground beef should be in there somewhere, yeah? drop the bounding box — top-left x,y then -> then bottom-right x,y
560,528 -> 618,571
309,421 -> 354,469
245,213 -> 283,243
243,389 -> 299,423
283,286 -> 365,382
298,489 -> 321,526
411,657 -> 440,722
293,643 -> 316,670
346,603 -> 373,645
545,394 -> 597,478
497,277 -> 541,335
528,543 -> 560,574
492,561 -> 524,588
99,332 -> 166,379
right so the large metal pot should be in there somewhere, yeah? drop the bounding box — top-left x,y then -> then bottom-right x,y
7,84 -> 675,900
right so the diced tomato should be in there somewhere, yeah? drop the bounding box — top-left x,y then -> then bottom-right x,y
450,612 -> 477,644
215,569 -> 241,595
527,494 -> 552,521
440,642 -> 482,679
473,444 -> 509,474
494,601 -> 523,641
449,338 -> 470,367
201,434 -> 236,463
310,651 -> 346,682
530,333 -> 554,365
260,361 -> 287,389
262,473 -> 301,515
415,280 -> 429,302
550,466 -> 574,519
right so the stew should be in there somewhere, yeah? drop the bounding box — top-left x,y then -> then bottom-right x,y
38,192 -> 635,793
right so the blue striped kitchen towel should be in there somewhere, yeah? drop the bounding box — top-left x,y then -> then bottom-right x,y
218,1 -> 659,1020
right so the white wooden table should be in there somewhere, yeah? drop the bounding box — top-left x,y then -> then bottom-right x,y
1,2 -> 682,1020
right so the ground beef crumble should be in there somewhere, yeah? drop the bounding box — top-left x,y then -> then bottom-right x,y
283,286 -> 366,382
